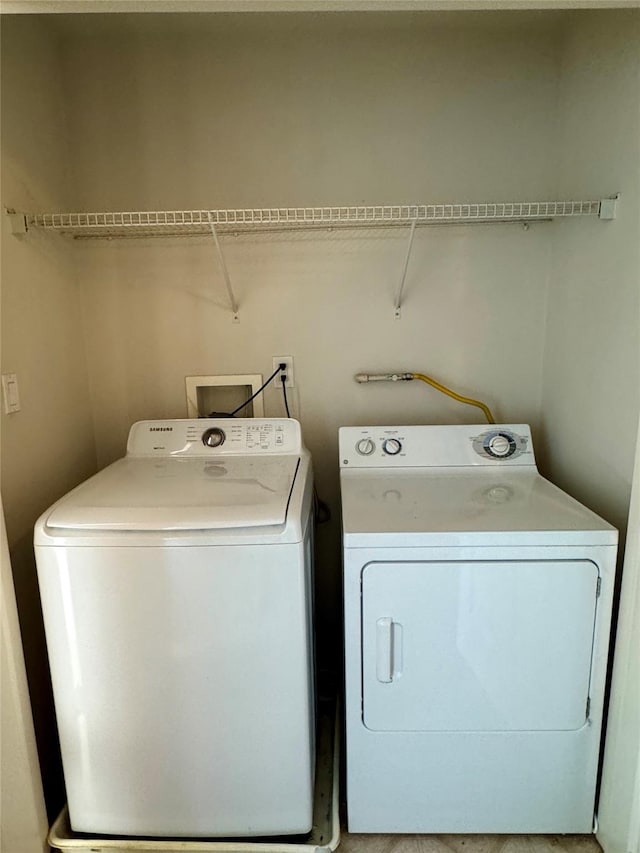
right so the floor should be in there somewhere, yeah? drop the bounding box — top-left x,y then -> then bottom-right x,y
338,833 -> 601,853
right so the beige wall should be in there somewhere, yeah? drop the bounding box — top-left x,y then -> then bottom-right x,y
541,12 -> 640,846
59,12 -> 566,652
540,10 -> 640,532
62,13 -> 564,210
0,16 -> 97,816
2,8 -> 639,821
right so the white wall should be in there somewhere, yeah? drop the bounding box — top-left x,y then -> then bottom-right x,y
0,16 -> 97,816
1,507 -> 49,853
599,418 -> 640,853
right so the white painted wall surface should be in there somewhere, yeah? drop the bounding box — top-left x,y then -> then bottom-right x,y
1,508 -> 49,853
598,418 -> 640,853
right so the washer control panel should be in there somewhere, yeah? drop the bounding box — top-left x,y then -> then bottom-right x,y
340,424 -> 534,468
127,418 -> 302,456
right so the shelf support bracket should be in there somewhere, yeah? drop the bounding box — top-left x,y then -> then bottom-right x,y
5,209 -> 28,235
207,213 -> 239,322
394,218 -> 418,319
598,194 -> 620,220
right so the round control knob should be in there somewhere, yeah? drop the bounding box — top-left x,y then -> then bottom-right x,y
202,427 -> 226,448
488,435 -> 511,456
356,438 -> 376,456
484,432 -> 517,459
382,438 -> 402,456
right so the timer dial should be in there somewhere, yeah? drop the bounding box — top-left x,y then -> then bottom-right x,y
472,429 -> 526,461
488,435 -> 511,456
202,427 -> 226,448
356,438 -> 376,456
484,431 -> 516,459
382,438 -> 402,456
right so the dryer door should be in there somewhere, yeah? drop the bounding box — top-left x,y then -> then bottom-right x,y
362,560 -> 599,732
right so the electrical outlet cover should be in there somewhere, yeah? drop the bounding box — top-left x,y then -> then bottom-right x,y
272,356 -> 295,389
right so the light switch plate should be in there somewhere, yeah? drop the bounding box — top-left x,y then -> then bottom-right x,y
2,373 -> 20,414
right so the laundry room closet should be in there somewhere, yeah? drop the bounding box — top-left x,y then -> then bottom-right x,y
1,4 -> 639,853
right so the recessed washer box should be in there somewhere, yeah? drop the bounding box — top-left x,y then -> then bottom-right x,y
185,374 -> 264,418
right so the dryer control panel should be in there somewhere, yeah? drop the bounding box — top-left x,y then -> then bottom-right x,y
128,418 -> 302,456
340,424 -> 534,468
472,429 -> 529,461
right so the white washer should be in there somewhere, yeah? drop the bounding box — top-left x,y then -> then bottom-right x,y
340,424 -> 617,834
35,418 -> 315,838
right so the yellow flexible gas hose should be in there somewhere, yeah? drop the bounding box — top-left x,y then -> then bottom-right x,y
412,373 -> 495,424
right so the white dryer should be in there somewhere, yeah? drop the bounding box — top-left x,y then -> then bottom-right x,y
35,418 -> 315,838
340,424 -> 617,834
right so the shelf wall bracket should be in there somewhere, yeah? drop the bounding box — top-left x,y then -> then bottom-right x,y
5,208 -> 28,235
394,218 -> 418,319
207,213 -> 239,322
598,194 -> 620,220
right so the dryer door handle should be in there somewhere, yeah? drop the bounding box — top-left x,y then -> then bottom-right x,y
376,617 -> 394,683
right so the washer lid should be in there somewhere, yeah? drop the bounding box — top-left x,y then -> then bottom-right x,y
46,456 -> 300,531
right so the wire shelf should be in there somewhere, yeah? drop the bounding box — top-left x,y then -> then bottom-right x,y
26,200 -> 604,239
